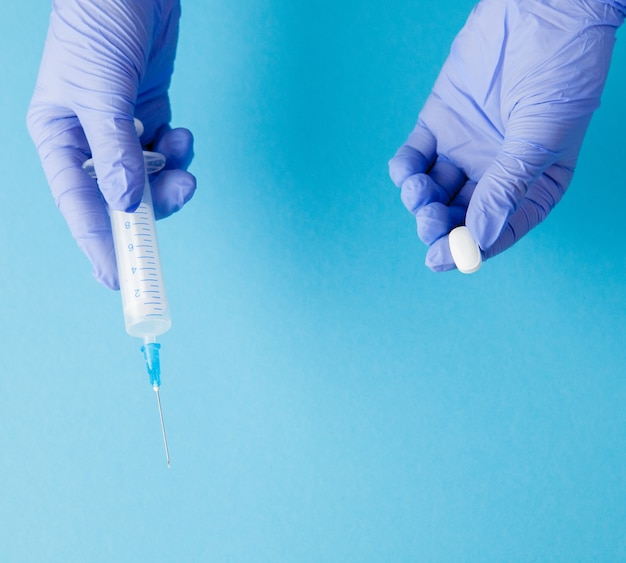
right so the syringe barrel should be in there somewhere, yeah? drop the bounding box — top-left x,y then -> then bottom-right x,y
110,175 -> 172,339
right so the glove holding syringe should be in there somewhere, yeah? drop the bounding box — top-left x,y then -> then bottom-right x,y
27,0 -> 197,466
83,119 -> 172,467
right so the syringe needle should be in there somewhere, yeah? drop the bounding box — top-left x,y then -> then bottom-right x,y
154,387 -> 171,468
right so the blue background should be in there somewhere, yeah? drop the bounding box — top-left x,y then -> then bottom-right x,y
2,1 -> 626,561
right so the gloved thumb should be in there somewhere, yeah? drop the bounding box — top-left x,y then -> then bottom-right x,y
466,138 -> 556,251
79,111 -> 146,213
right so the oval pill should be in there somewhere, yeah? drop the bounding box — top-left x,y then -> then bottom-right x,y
449,226 -> 482,274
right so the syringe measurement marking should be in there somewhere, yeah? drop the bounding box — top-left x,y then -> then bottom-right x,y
125,223 -> 163,300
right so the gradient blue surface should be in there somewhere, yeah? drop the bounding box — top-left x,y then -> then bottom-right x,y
2,1 -> 626,561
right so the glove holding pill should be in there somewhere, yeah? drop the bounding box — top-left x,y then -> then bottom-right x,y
389,0 -> 624,272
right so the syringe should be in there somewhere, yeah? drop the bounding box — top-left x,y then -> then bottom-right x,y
83,119 -> 172,467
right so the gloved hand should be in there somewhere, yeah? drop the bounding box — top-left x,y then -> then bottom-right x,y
389,0 -> 624,272
27,0 -> 196,289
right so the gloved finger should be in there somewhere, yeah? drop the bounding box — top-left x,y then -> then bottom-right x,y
55,168 -> 119,290
153,127 -> 195,171
415,203 -> 466,246
429,157 -> 467,201
152,170 -> 197,220
425,237 -> 457,273
482,168 -> 570,259
400,175 -> 436,214
423,180 -> 481,272
466,137 -> 558,250
400,157 -> 467,214
415,179 -> 477,245
417,179 -> 479,272
149,126 -> 196,219
78,111 -> 146,214
388,121 -> 437,187
25,113 -> 119,288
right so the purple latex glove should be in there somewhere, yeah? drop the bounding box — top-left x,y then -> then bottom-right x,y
389,0 -> 624,272
27,0 -> 196,289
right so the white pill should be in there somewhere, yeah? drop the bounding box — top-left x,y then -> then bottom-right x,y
449,226 -> 482,274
